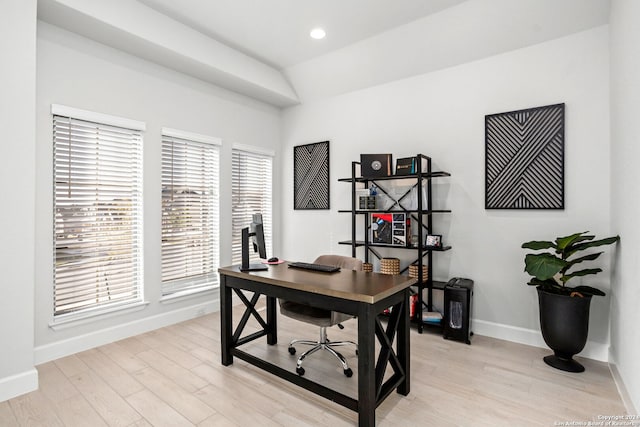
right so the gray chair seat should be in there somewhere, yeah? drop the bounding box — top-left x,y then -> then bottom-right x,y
279,301 -> 352,327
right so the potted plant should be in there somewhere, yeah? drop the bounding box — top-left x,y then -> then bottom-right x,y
522,231 -> 619,372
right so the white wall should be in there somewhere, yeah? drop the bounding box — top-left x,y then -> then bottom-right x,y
609,0 -> 640,414
0,0 -> 39,401
282,27 -> 612,359
33,22 -> 282,362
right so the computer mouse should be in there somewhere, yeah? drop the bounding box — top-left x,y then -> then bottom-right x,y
268,257 -> 279,263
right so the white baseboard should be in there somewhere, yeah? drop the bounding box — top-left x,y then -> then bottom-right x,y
34,299 -> 219,365
609,358 -> 639,415
473,319 -> 609,362
0,368 -> 38,402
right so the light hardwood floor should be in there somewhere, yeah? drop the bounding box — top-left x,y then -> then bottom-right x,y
1,302 -> 627,426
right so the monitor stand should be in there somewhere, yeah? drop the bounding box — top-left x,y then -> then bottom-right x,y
240,227 -> 268,272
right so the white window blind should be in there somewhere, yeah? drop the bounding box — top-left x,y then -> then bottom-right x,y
231,147 -> 273,264
161,133 -> 220,296
53,114 -> 143,317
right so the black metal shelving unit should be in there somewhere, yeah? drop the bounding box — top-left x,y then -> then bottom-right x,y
338,154 -> 451,333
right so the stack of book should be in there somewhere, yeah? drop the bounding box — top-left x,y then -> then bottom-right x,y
422,311 -> 443,325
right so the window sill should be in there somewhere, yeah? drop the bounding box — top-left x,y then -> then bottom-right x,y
49,300 -> 150,331
160,285 -> 218,305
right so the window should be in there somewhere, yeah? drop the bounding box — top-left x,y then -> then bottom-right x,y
161,130 -> 220,296
53,106 -> 144,318
231,145 -> 273,264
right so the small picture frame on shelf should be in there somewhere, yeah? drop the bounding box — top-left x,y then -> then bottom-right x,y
425,234 -> 442,248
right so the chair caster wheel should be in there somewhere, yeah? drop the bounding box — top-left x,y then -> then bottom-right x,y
288,347 -> 296,355
296,367 -> 305,376
344,368 -> 353,377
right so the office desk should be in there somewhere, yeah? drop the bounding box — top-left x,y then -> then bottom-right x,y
218,263 -> 415,427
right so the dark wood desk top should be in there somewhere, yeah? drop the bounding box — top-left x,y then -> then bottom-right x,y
219,262 -> 416,304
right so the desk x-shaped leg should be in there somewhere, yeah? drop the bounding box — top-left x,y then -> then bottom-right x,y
357,292 -> 410,427
221,276 -> 277,366
374,301 -> 407,401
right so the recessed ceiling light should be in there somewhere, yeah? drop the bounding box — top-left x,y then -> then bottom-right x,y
310,28 -> 326,40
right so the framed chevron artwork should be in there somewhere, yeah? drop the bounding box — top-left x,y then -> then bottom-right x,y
294,141 -> 330,210
485,103 -> 565,209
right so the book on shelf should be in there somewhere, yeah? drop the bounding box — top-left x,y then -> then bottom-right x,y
395,157 -> 416,175
422,311 -> 443,323
370,212 -> 411,246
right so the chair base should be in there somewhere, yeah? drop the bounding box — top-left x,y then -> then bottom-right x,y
288,326 -> 357,377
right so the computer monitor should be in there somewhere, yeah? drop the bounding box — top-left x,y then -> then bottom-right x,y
240,213 -> 268,271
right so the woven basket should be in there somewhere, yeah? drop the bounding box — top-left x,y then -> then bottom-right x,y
362,262 -> 373,273
408,263 -> 429,281
380,258 -> 400,275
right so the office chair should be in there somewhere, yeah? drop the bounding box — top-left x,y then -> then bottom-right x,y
279,254 -> 363,377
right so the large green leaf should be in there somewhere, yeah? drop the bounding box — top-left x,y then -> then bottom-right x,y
563,252 -> 603,274
524,253 -> 567,280
555,232 -> 590,251
561,268 -> 603,282
521,240 -> 555,250
529,278 -> 566,294
566,235 -> 620,257
566,251 -> 602,265
527,277 -> 561,288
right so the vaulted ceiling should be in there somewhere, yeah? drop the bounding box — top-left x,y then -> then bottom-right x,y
37,0 -> 610,107
137,0 -> 467,69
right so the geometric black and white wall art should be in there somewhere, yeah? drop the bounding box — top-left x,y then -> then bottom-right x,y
485,103 -> 565,209
294,141 -> 330,210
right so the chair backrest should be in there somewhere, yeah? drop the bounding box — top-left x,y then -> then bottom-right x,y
280,254 -> 362,324
314,255 -> 363,271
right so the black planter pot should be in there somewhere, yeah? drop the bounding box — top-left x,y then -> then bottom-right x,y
537,288 -> 592,373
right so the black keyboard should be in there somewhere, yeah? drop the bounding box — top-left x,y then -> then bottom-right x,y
288,262 -> 340,273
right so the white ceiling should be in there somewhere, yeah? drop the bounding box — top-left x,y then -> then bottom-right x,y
37,0 -> 610,106
137,0 -> 467,69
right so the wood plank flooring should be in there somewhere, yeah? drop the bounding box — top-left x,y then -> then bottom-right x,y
3,301 -> 627,426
